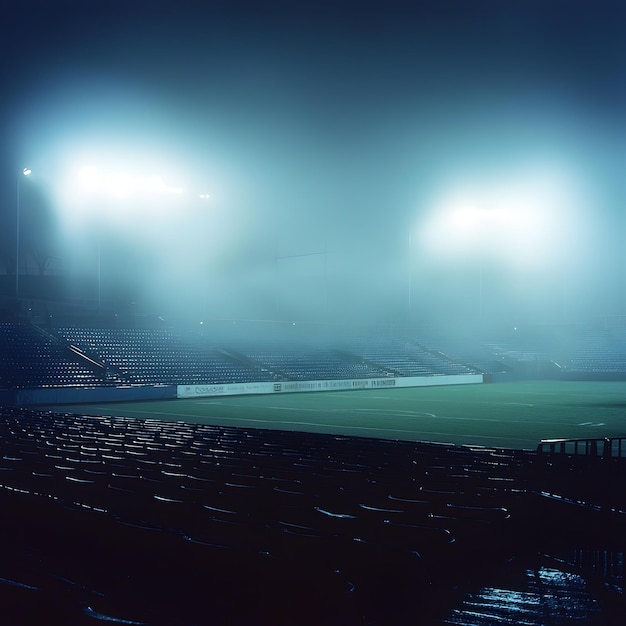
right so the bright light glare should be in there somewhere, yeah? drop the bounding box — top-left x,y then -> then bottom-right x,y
145,175 -> 166,194
446,204 -> 534,234
74,167 -> 184,199
22,168 -> 32,176
418,163 -> 585,271
145,176 -> 184,195
54,156 -> 194,239
77,165 -> 100,192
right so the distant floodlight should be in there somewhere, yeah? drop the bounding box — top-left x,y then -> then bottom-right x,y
421,163 -> 580,271
145,176 -> 182,194
72,166 -> 184,200
166,186 -> 184,194
78,165 -> 97,177
198,193 -> 210,200
144,175 -> 167,194
22,168 -> 32,176
448,205 -> 479,230
77,165 -> 101,194
108,172 -> 136,198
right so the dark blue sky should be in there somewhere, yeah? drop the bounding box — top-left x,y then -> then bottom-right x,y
2,1 -> 625,324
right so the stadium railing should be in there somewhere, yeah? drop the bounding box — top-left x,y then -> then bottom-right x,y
536,436 -> 626,459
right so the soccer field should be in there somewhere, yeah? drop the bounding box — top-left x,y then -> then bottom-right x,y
47,380 -> 626,450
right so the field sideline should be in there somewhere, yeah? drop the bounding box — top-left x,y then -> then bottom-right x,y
46,380 -> 626,450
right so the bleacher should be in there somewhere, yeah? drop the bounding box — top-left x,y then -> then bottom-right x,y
57,327 -> 272,385
237,343 -> 392,380
1,320 -> 626,623
341,336 -> 478,377
7,319 -> 626,392
0,407 -> 623,624
563,328 -> 626,377
2,321 -> 488,390
0,322 -> 104,389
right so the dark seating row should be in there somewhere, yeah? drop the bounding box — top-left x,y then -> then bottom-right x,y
0,407 -> 534,624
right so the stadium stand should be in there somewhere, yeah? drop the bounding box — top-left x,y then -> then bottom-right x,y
1,319 -> 626,623
0,406 -> 624,624
562,328 -> 626,378
57,326 -> 274,385
0,322 -> 105,388
2,320 -> 488,390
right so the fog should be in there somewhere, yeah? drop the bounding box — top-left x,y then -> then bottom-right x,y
1,1 -> 625,330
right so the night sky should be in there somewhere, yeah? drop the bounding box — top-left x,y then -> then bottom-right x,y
1,0 -> 625,326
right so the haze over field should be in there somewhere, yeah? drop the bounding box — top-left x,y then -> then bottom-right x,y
2,1 -> 625,327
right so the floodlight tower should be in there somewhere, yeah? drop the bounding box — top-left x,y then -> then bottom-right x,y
16,168 -> 32,301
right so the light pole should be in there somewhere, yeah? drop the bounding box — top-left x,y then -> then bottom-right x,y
16,168 -> 32,301
408,230 -> 413,317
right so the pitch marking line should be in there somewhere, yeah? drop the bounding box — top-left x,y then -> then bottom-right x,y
196,401 -> 570,427
80,403 -> 575,429
100,408 -> 533,445
195,401 -> 432,418
81,407 -> 536,447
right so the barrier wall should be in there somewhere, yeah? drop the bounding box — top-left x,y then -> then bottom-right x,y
15,384 -> 177,406
177,374 -> 484,399
0,389 -> 16,406
7,374 -> 483,406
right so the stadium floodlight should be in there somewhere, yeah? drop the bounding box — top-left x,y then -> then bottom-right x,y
58,160 -> 194,307
117,170 -> 182,197
145,175 -> 184,195
420,165 -> 578,267
417,163 -> 585,323
15,168 -> 33,301
72,166 -> 185,202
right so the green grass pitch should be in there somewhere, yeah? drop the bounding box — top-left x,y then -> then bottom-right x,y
45,380 -> 626,450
